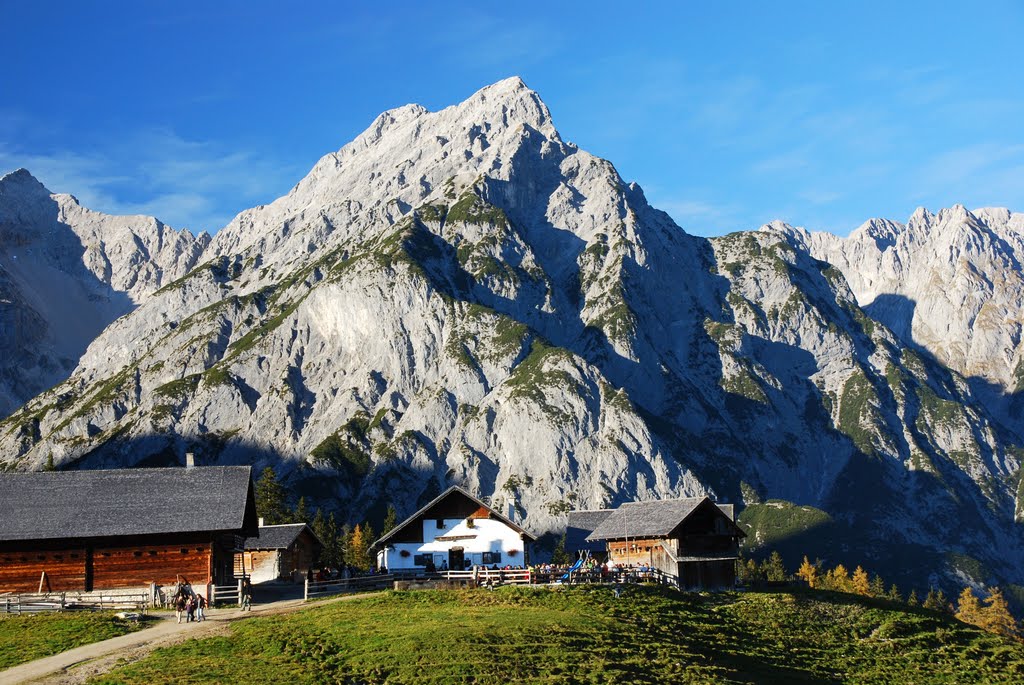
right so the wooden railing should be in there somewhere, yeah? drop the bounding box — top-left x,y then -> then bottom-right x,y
441,569 -> 532,585
1,591 -> 149,615
210,581 -> 243,607
304,574 -> 394,601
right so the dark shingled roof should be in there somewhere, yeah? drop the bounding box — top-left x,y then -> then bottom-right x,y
0,466 -> 258,542
244,524 -> 320,551
586,497 -> 744,541
565,509 -> 613,552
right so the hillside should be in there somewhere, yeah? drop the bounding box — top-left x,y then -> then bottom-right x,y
0,78 -> 1022,596
90,587 -> 1024,684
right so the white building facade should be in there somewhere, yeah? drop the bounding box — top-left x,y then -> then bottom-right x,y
373,486 -> 534,572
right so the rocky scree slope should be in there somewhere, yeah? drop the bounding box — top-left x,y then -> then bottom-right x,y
1,78 -> 1021,594
0,169 -> 209,418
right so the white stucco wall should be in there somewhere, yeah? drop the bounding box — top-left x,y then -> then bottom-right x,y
379,517 -> 526,571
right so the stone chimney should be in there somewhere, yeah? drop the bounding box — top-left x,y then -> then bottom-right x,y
185,452 -> 195,469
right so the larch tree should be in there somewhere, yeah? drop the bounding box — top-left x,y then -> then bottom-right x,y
852,566 -> 871,596
980,587 -> 1018,638
955,587 -> 982,627
796,556 -> 818,588
830,564 -> 851,593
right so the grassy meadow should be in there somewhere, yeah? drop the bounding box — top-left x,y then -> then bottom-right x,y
89,586 -> 1024,684
0,611 -> 143,669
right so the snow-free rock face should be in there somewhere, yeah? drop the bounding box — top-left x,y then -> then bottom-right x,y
0,169 -> 210,417
1,78 -> 1022,595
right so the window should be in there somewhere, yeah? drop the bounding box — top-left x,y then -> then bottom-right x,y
482,552 -> 502,565
413,554 -> 431,567
436,519 -> 445,529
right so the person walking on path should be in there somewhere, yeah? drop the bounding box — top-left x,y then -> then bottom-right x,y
195,593 -> 207,622
174,592 -> 187,624
185,594 -> 196,623
241,578 -> 253,611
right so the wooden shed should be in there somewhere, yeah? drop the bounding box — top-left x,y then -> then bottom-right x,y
584,496 -> 745,589
236,523 -> 323,583
0,466 -> 259,593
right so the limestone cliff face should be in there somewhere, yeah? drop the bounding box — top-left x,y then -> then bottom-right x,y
0,168 -> 209,417
1,78 -> 1021,592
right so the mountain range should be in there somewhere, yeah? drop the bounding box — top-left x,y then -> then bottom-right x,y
1,77 -> 1021,596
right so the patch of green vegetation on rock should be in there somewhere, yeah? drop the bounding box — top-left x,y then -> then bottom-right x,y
153,374 -> 201,400
721,366 -> 769,404
446,191 -> 508,227
739,500 -> 833,551
915,383 -> 963,430
837,368 -> 884,456
309,421 -> 372,483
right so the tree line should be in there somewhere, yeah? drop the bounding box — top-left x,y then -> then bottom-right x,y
739,552 -> 1020,639
253,466 -> 397,572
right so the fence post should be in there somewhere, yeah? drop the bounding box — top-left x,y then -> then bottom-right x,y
304,578 -> 309,602
237,579 -> 243,608
209,583 -> 217,606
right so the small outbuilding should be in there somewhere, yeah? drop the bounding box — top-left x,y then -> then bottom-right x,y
237,522 -> 323,583
372,486 -> 536,572
582,496 -> 745,589
0,465 -> 258,593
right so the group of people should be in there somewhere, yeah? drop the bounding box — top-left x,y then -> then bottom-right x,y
170,582 -> 207,624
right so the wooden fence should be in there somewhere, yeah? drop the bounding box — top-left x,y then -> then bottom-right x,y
440,569 -> 532,585
1,591 -> 149,615
210,580 -> 243,607
304,574 -> 394,601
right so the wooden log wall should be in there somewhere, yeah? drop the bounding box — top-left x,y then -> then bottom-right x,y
0,548 -> 87,592
92,540 -> 213,588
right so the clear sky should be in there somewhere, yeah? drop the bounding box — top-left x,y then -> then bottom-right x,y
2,1 -> 1022,237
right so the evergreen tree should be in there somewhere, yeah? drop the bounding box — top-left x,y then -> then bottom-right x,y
956,586 -> 982,626
382,505 -> 398,535
886,584 -> 902,603
293,496 -> 309,524
852,566 -> 871,596
796,556 -> 818,589
254,467 -> 288,525
44,453 -> 55,471
980,587 -> 1018,638
869,574 -> 886,598
763,551 -> 787,583
906,589 -> 919,606
923,588 -> 950,613
744,558 -> 762,585
324,513 -> 342,567
551,532 -> 570,566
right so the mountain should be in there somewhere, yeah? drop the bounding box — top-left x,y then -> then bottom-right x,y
0,169 -> 209,417
1,77 -> 1021,596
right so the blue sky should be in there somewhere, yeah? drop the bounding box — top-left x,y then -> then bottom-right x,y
2,1 -> 1022,237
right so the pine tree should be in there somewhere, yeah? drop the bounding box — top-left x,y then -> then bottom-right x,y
869,574 -> 886,598
254,467 -> 288,525
886,584 -> 902,603
955,586 -> 982,627
44,453 -> 55,471
852,566 -> 871,596
980,587 -> 1018,638
906,589 -> 919,606
923,588 -> 950,613
763,551 -> 787,583
383,505 -> 398,535
311,508 -> 337,567
745,558 -> 762,585
796,556 -> 818,588
551,532 -> 570,566
292,496 -> 309,524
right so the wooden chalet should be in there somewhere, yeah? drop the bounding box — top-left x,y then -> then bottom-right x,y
0,465 -> 258,593
372,486 -> 536,572
237,522 -> 323,583
583,496 -> 745,589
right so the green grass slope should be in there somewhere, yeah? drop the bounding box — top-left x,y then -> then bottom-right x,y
0,611 -> 143,670
90,587 -> 1024,684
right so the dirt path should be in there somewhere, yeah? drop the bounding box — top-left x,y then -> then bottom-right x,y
2,592 -> 375,684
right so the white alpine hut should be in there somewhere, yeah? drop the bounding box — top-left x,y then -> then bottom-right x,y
372,486 -> 535,572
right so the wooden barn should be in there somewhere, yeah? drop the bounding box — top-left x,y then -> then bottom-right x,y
372,486 -> 536,572
0,465 -> 259,593
236,522 -> 323,583
583,496 -> 745,589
